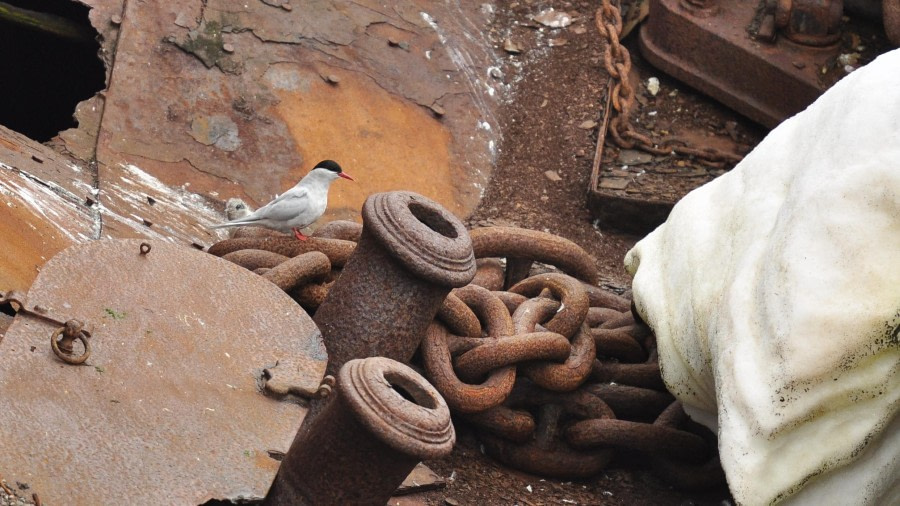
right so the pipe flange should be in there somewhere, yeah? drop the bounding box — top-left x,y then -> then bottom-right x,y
339,357 -> 455,460
361,191 -> 476,288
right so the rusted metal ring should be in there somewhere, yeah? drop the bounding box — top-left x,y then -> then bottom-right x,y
437,292 -> 482,337
139,242 -> 151,255
454,331 -> 572,383
510,273 -> 590,338
469,227 -> 601,284
471,258 -> 505,291
475,385 -> 617,478
591,327 -> 647,362
464,405 -> 536,443
50,326 -> 91,365
362,192 -> 476,287
566,418 -> 708,462
421,322 -> 516,414
479,431 -> 614,479
649,401 -> 727,490
522,324 -> 596,392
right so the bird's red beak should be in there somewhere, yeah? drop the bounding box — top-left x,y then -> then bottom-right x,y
339,172 -> 354,181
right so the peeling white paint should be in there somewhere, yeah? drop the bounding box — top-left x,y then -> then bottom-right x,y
0,161 -> 91,242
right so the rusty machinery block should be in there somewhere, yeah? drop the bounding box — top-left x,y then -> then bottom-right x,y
638,0 -> 889,128
264,357 -> 455,505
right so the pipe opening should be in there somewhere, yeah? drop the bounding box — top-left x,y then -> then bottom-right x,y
0,0 -> 107,142
408,201 -> 458,239
384,371 -> 438,409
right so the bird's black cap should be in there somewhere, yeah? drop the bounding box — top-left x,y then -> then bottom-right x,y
315,160 -> 343,173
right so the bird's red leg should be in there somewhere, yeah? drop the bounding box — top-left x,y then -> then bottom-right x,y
292,228 -> 309,241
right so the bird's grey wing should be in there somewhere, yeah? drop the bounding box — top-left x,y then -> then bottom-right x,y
252,187 -> 311,222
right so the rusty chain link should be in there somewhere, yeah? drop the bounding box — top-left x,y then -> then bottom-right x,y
595,0 -> 744,167
206,223 -> 723,488
424,226 -> 723,487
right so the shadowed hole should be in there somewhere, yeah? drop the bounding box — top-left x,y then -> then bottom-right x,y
0,0 -> 106,142
408,201 -> 457,239
384,371 -> 437,409
0,302 -> 15,317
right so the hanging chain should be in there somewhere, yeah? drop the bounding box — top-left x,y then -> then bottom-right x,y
595,0 -> 744,167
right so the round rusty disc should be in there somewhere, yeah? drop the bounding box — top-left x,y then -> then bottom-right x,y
0,239 -> 326,504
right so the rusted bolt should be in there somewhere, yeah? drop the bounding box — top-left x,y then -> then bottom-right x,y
313,191 -> 476,376
778,0 -> 843,46
50,320 -> 91,365
139,242 -> 151,255
264,357 -> 455,505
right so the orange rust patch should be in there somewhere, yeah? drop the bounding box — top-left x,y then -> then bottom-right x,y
0,203 -> 79,290
265,63 -> 472,222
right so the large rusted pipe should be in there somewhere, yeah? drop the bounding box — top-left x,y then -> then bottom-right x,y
313,191 -> 476,376
264,357 -> 455,505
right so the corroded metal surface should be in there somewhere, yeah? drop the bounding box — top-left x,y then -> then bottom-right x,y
265,357 -> 455,505
0,239 -> 326,505
314,191 -> 475,376
86,0 -> 499,232
0,126 -> 96,289
413,226 -> 725,485
2,0 -> 502,292
638,0 -> 857,128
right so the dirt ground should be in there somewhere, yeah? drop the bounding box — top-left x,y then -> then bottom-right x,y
408,0 -> 768,504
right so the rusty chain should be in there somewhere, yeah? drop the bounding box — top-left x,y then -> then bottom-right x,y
595,0 -> 744,167
206,224 -> 723,488
423,227 -> 724,488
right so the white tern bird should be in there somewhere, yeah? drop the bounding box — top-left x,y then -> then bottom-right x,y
211,160 -> 354,240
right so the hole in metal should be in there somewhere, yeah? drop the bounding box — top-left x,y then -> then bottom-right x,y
0,0 -> 106,142
0,302 -> 15,317
385,371 -> 437,409
408,201 -> 457,239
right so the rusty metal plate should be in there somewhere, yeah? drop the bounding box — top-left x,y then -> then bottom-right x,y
87,0 -> 499,232
0,239 -> 326,504
639,0 -> 823,128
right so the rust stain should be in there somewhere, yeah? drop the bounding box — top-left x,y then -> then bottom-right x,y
0,204 -> 74,290
265,63 -> 469,221
0,239 -> 326,505
0,163 -> 95,290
